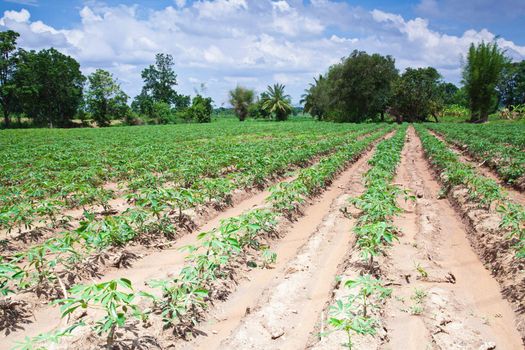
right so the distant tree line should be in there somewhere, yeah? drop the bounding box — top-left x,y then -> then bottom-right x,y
302,43 -> 524,123
0,30 -> 213,128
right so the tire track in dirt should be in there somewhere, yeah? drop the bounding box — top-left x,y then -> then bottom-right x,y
200,146 -> 374,350
382,127 -> 522,349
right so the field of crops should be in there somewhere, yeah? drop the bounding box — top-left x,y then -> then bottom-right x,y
1,120 -> 525,350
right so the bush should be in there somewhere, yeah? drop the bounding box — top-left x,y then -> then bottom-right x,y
150,102 -> 176,124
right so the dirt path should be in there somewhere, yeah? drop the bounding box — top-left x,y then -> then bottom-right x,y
382,127 -> 522,349
187,147 -> 374,350
428,129 -> 525,205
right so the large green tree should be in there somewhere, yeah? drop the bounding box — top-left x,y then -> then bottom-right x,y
140,53 -> 184,108
0,30 -> 20,127
391,67 -> 444,122
261,84 -> 292,121
188,94 -> 213,123
498,60 -> 525,108
301,51 -> 398,122
15,48 -> 85,127
462,41 -> 508,123
85,69 -> 129,127
228,86 -> 254,121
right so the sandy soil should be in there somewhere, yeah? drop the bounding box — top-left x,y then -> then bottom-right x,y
3,127 -> 524,350
380,127 -> 522,350
197,146 -> 374,350
428,129 -> 525,206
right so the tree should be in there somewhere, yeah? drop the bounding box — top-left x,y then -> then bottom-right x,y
187,94 -> 213,123
327,51 -> 398,122
141,53 -> 178,105
300,51 -> 398,122
15,48 -> 85,127
440,82 -> 459,105
85,69 -> 129,127
229,86 -> 254,121
262,84 -> 293,121
131,91 -> 154,117
301,74 -> 330,120
462,41 -> 508,123
150,101 -> 174,124
249,92 -> 271,119
391,67 -> 444,122
498,60 -> 525,108
0,30 -> 20,127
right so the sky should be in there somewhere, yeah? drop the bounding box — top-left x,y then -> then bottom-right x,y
1,0 -> 524,106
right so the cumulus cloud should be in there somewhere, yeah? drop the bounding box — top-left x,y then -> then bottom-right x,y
0,1 -> 524,105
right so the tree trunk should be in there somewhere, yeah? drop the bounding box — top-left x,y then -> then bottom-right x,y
480,111 -> 489,123
3,109 -> 9,128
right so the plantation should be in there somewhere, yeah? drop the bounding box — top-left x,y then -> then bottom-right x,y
1,119 -> 524,350
1,3 -> 525,348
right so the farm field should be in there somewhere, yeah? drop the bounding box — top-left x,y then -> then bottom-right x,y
1,120 -> 525,350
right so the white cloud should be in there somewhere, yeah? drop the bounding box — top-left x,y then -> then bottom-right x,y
0,8 -> 30,24
0,2 -> 523,106
195,0 -> 248,19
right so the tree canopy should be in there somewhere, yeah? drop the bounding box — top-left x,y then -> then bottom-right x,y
301,50 -> 398,122
229,86 -> 254,122
85,69 -> 129,127
391,67 -> 444,122
261,84 -> 292,121
498,60 -> 525,108
463,41 -> 509,122
0,30 -> 20,127
15,48 -> 84,127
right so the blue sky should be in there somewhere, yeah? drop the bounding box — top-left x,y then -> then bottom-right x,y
1,0 -> 524,105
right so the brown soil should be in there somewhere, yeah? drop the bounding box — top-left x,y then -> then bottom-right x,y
1,187 -> 273,349
381,127 -> 523,349
429,129 -> 525,198
3,127 -> 524,350
186,146 -> 374,350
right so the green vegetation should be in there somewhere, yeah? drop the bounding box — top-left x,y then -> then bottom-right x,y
463,41 -> 508,123
350,126 -> 408,269
426,123 -> 525,187
415,125 -> 525,258
391,67 -> 443,122
229,86 -> 254,122
302,50 -> 398,122
85,69 -> 129,127
9,123 -> 391,347
328,275 -> 391,349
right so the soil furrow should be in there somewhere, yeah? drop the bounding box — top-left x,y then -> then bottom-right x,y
1,188 -> 273,349
382,127 -> 522,349
208,147 -> 374,350
428,129 -> 525,204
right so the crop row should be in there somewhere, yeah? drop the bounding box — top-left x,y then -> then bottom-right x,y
1,124 -> 382,234
12,126 -> 395,349
328,126 -> 408,348
1,125 -> 385,302
425,123 -> 525,188
414,125 -> 525,258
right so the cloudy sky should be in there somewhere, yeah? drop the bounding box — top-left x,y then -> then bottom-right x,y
1,0 -> 524,106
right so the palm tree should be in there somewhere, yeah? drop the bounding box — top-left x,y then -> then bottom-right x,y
228,86 -> 254,121
262,84 -> 292,121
